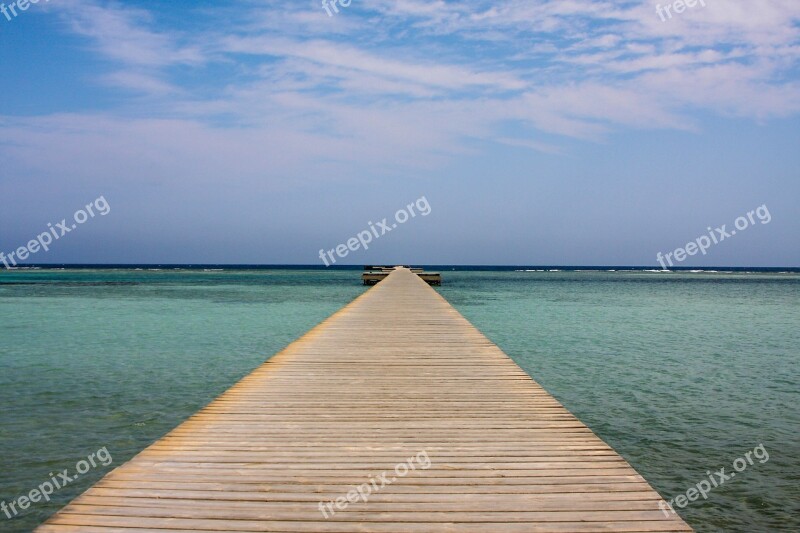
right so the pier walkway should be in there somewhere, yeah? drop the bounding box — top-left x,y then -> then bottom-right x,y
38,267 -> 692,532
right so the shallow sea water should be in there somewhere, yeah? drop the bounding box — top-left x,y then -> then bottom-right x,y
1,268 -> 798,532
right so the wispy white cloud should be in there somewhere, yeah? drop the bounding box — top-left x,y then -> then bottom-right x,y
3,0 -> 800,173
54,0 -> 204,67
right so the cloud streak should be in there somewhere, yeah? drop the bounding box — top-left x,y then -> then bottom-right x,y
3,0 -> 799,178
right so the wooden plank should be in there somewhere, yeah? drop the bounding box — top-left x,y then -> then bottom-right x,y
36,267 -> 692,532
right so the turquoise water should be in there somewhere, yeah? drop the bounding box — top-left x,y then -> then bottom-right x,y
441,270 -> 800,532
1,268 -> 798,532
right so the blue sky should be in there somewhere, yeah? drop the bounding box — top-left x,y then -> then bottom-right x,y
1,0 -> 798,266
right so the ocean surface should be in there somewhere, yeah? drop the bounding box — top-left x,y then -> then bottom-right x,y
1,267 -> 798,532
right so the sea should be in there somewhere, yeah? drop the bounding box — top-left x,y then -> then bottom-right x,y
1,266 -> 798,532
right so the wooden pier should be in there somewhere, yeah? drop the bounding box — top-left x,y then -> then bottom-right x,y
362,266 -> 441,286
38,267 -> 691,532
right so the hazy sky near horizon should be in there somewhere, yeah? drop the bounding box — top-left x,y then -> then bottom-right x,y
1,0 -> 798,266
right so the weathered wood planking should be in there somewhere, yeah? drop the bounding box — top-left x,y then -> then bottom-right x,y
37,267 -> 692,532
